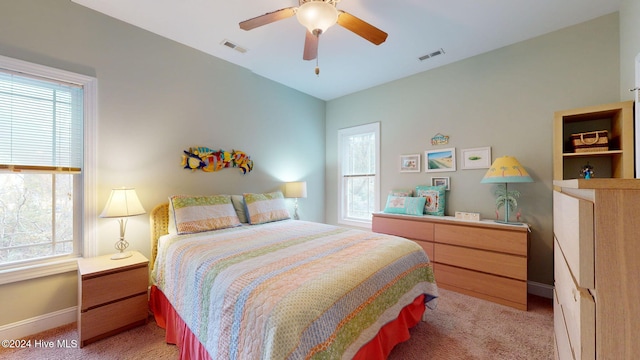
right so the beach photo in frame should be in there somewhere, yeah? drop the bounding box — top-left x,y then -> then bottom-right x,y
461,147 -> 492,169
399,154 -> 421,172
431,176 -> 450,190
424,148 -> 456,172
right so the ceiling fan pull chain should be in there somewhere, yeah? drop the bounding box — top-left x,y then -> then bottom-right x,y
315,34 -> 320,76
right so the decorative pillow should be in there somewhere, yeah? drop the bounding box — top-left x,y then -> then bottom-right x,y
389,189 -> 414,197
415,185 -> 446,216
169,194 -> 241,234
230,195 -> 248,223
243,191 -> 290,225
168,201 -> 177,234
383,195 -> 427,216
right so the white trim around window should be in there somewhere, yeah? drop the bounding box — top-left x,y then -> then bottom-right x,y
0,55 -> 97,285
337,122 -> 380,228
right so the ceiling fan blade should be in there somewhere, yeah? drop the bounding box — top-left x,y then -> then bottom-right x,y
336,11 -> 388,45
303,30 -> 318,60
239,7 -> 296,31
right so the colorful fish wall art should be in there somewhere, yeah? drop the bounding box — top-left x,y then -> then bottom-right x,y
182,147 -> 254,174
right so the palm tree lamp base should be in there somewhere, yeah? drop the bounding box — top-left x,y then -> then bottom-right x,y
493,183 -> 523,225
480,156 -> 533,226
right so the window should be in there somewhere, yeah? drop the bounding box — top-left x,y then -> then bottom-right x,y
0,55 -> 97,284
337,122 -> 380,227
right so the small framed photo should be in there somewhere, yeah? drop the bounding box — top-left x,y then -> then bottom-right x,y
425,148 -> 456,172
431,176 -> 450,190
461,147 -> 492,169
399,154 -> 420,172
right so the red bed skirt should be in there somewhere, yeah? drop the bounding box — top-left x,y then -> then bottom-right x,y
149,285 -> 425,360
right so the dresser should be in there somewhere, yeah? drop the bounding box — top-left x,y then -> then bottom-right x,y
553,179 -> 640,359
372,212 -> 529,310
77,251 -> 149,347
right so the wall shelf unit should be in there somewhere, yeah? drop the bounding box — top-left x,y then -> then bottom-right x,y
553,100 -> 634,185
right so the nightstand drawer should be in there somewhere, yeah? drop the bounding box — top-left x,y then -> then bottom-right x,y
435,243 -> 526,280
435,223 -> 527,256
80,293 -> 148,346
81,265 -> 148,310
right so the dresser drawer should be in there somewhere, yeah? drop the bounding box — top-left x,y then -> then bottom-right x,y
372,213 -> 528,310
80,293 -> 148,345
553,190 -> 594,289
372,216 -> 434,242
435,243 -> 526,280
81,265 -> 148,310
553,289 -> 574,360
434,263 -> 527,307
413,239 -> 434,261
434,223 -> 527,256
554,238 -> 595,359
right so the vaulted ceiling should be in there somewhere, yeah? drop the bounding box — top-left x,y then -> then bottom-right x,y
71,0 -> 621,100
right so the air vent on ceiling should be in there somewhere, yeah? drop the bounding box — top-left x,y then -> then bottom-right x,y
418,48 -> 445,62
221,39 -> 247,54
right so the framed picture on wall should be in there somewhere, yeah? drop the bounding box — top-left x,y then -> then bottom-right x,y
399,154 -> 421,172
461,147 -> 492,169
424,148 -> 456,172
431,176 -> 450,190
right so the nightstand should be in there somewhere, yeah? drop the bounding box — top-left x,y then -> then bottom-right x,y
77,251 -> 149,347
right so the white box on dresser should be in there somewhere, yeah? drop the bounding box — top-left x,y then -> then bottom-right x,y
553,179 -> 640,360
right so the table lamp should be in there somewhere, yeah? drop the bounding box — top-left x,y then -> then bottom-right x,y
284,181 -> 307,220
481,156 -> 533,224
100,187 -> 146,259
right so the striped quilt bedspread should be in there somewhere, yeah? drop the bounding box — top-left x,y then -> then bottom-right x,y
152,219 -> 438,359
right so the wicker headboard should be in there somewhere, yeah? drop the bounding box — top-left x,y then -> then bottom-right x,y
149,202 -> 169,271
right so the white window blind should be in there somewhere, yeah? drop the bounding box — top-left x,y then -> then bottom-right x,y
0,70 -> 84,172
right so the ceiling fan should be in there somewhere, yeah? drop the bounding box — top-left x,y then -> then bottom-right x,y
239,0 -> 388,67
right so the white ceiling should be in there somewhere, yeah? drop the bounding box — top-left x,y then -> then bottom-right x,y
71,0 -> 621,101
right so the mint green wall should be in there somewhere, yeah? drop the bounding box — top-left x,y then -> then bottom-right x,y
0,0 -> 325,326
620,0 -> 640,101
325,13 -> 620,286
0,0 -> 635,331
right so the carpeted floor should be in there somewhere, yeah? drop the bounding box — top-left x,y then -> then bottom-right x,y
0,288 -> 553,359
388,289 -> 554,359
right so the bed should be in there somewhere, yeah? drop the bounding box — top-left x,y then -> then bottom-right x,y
148,194 -> 438,360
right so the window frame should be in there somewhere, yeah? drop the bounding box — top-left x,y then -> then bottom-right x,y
337,122 -> 380,228
0,55 -> 97,285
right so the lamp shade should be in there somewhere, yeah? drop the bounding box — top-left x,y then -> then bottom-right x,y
284,181 -> 308,199
481,156 -> 533,184
100,188 -> 146,218
296,1 -> 339,34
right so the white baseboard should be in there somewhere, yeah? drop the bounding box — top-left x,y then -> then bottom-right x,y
0,306 -> 76,340
528,281 -> 554,299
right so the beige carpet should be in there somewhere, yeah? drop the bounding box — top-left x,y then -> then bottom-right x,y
0,288 -> 553,359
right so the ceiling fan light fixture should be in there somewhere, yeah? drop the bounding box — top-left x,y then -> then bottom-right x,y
296,1 -> 338,34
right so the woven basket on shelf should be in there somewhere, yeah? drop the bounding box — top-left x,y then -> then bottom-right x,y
570,130 -> 609,153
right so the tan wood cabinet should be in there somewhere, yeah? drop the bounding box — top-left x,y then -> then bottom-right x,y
553,179 -> 640,359
77,251 -> 149,347
553,101 -> 634,185
372,213 -> 529,310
